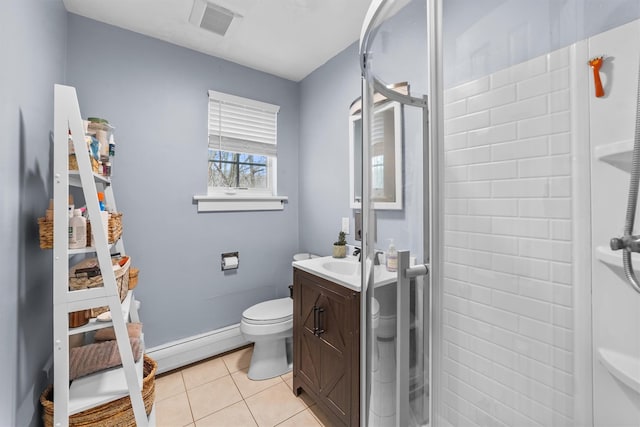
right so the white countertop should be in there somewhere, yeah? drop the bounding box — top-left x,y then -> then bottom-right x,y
292,255 -> 397,292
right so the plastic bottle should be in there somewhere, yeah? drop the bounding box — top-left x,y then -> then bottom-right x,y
95,192 -> 110,245
386,239 -> 397,272
108,134 -> 116,157
97,192 -> 105,211
69,209 -> 87,249
68,194 -> 74,218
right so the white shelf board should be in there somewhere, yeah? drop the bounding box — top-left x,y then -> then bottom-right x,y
595,245 -> 640,269
68,291 -> 134,335
68,340 -> 144,415
69,170 -> 111,187
593,139 -> 633,172
598,348 -> 640,394
68,242 -> 115,255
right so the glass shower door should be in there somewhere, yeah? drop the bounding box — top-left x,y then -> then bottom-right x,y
359,1 -> 432,425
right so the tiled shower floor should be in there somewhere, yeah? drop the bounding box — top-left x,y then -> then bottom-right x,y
154,345 -> 332,426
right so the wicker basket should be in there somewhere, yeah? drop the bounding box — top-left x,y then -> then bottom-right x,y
107,212 -> 123,243
39,213 -> 123,250
128,268 -> 139,290
69,153 -> 100,173
40,354 -> 157,427
69,256 -> 130,296
37,218 -> 54,249
87,212 -> 123,246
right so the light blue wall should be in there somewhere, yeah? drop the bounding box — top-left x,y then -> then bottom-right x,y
444,0 -> 640,87
299,0 -> 428,260
0,0 -> 67,425
65,15 -> 300,348
299,43 -> 361,256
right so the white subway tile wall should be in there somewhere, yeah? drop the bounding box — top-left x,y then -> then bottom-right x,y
442,46 -> 574,426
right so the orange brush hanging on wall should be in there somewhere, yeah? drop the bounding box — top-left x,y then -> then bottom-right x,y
589,55 -> 606,97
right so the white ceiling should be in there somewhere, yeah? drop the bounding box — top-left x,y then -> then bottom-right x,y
63,0 -> 395,82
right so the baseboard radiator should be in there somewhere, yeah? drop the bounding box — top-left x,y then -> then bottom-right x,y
145,323 -> 249,374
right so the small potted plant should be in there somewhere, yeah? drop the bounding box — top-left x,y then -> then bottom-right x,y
333,231 -> 347,258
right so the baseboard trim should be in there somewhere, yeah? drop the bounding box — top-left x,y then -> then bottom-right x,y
146,323 -> 249,374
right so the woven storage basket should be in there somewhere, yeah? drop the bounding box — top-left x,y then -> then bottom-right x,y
38,213 -> 122,250
37,218 -> 54,249
87,212 -> 123,246
69,154 -> 100,173
128,268 -> 139,290
40,354 -> 157,427
107,212 -> 123,243
69,255 -> 129,301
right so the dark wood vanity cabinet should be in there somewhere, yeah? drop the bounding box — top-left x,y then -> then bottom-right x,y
292,268 -> 360,427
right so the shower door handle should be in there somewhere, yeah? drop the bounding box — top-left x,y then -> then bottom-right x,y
395,251 -> 430,427
313,306 -> 325,337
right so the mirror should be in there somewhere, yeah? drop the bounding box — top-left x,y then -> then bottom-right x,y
349,100 -> 403,210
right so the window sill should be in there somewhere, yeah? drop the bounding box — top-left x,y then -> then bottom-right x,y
193,194 -> 288,212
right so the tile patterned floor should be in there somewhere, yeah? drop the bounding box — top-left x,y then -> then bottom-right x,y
154,346 -> 332,426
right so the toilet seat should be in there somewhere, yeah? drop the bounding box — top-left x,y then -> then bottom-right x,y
293,253 -> 319,261
242,297 -> 292,325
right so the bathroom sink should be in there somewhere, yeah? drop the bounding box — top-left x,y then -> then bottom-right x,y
321,260 -> 359,276
293,256 -> 396,292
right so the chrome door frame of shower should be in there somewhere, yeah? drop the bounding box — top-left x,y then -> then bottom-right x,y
358,0 -> 444,425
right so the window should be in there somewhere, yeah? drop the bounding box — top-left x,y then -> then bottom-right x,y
209,151 -> 269,189
194,91 -> 287,212
207,90 -> 279,195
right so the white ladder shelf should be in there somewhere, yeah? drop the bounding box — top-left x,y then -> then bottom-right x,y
52,84 -> 148,426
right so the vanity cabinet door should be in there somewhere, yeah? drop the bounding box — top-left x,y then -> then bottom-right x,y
296,277 -> 323,390
293,268 -> 360,427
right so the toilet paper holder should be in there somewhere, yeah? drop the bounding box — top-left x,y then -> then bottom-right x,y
221,252 -> 239,271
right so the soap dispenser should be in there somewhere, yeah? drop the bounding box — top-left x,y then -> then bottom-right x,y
386,239 -> 397,272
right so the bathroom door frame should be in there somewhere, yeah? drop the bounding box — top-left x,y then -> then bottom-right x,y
427,0 -> 444,425
572,37 -> 595,427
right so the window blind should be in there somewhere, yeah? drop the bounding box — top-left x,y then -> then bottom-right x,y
208,90 -> 279,157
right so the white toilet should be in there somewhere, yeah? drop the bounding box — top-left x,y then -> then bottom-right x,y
240,253 -> 317,380
241,297 -> 293,380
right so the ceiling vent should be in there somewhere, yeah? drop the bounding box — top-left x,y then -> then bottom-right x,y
189,0 -> 239,36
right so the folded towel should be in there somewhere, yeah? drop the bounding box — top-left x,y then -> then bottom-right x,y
69,338 -> 142,380
94,322 -> 142,342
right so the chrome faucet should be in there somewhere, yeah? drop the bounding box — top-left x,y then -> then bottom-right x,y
352,247 -> 384,265
353,247 -> 361,262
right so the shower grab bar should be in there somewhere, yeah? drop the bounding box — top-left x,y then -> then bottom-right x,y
610,63 -> 640,294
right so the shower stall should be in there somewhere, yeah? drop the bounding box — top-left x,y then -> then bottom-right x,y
357,0 -> 640,426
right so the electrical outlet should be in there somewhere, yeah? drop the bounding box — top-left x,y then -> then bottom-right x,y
341,217 -> 350,234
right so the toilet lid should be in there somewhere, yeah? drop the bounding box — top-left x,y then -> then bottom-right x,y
242,297 -> 292,324
293,253 -> 310,261
372,298 -> 380,319
293,253 -> 319,261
